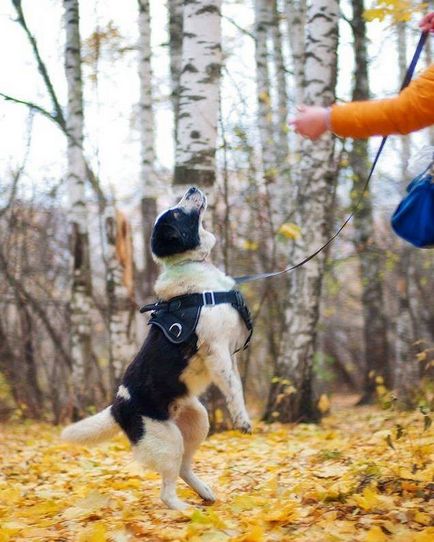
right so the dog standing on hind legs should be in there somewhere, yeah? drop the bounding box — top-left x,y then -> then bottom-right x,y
61,187 -> 253,510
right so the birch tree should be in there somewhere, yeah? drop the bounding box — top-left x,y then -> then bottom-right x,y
138,0 -> 158,297
271,0 -> 290,168
284,0 -> 306,105
64,0 -> 94,413
174,0 -> 222,187
284,0 -> 306,184
168,0 -> 184,144
349,0 -> 390,404
265,0 -> 339,423
254,0 -> 276,184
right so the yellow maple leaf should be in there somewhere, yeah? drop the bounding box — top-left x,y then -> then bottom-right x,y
414,511 -> 432,526
416,351 -> 427,362
351,487 -> 380,511
413,528 -> 434,542
77,523 -> 107,542
242,239 -> 259,251
231,524 -> 265,542
258,91 -> 270,105
318,394 -> 331,414
278,223 -> 301,240
364,525 -> 387,542
264,502 -> 301,523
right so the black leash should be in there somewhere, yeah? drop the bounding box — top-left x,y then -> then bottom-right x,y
234,31 -> 429,285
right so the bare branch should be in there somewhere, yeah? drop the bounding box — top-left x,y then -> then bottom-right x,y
0,92 -> 57,125
0,247 -> 72,370
11,0 -> 66,129
0,111 -> 33,218
222,14 -> 256,40
7,0 -> 107,209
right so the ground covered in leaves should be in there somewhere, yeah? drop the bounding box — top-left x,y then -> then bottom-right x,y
1,400 -> 433,541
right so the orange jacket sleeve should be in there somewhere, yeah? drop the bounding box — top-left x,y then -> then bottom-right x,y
330,64 -> 434,138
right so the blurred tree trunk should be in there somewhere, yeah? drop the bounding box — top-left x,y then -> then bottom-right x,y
393,23 -> 419,408
264,0 -> 339,423
284,0 -> 306,193
284,0 -> 306,105
64,0 -> 94,414
168,0 -> 184,145
105,210 -> 136,391
254,0 -> 276,184
174,0 -> 222,187
0,316 -> 22,412
16,295 -> 43,417
138,0 -> 158,299
349,0 -> 390,404
270,0 -> 291,211
271,0 -> 289,164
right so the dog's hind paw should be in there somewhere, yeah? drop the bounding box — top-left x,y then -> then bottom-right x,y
198,483 -> 216,503
162,496 -> 190,511
236,421 -> 252,434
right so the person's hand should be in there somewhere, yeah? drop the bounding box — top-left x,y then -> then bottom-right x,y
419,12 -> 434,33
289,105 -> 331,140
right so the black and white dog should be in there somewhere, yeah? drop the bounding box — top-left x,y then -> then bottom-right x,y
62,187 -> 252,510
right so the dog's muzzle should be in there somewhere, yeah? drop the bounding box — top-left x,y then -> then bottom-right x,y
179,187 -> 206,213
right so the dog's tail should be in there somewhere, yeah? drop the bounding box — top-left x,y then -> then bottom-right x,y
61,406 -> 119,445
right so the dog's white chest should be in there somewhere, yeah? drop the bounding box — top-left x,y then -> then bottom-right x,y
180,353 -> 210,396
196,304 -> 248,353
180,304 -> 248,396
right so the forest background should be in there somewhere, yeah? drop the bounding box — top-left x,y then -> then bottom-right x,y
0,0 -> 433,426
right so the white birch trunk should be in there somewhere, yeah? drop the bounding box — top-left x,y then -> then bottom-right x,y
265,0 -> 339,423
168,0 -> 184,144
174,0 -> 222,187
270,0 -> 292,214
64,0 -> 93,411
138,0 -> 158,297
138,0 -> 156,197
285,0 -> 306,105
284,0 -> 306,186
271,0 -> 290,167
255,0 -> 276,183
105,209 -> 136,390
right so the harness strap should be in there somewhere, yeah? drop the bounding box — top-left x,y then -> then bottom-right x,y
140,290 -> 253,350
140,290 -> 245,313
234,30 -> 429,285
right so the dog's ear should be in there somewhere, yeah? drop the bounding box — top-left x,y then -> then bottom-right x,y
159,224 -> 181,243
151,224 -> 183,257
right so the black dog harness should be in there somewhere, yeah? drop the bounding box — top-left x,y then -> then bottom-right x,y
140,290 -> 253,350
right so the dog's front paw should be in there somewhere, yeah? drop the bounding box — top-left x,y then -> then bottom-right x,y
235,420 -> 252,434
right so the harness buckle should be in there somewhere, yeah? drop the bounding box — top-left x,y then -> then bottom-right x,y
169,323 -> 183,338
139,301 -> 160,314
202,291 -> 216,306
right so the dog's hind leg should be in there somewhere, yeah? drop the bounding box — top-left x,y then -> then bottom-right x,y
175,398 -> 216,503
133,418 -> 187,510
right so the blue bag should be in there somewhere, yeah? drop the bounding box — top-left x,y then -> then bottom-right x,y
391,168 -> 434,248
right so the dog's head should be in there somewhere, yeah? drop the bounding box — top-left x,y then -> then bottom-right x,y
151,187 -> 216,263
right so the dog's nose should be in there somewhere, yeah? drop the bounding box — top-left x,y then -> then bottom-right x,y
186,187 -> 199,196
